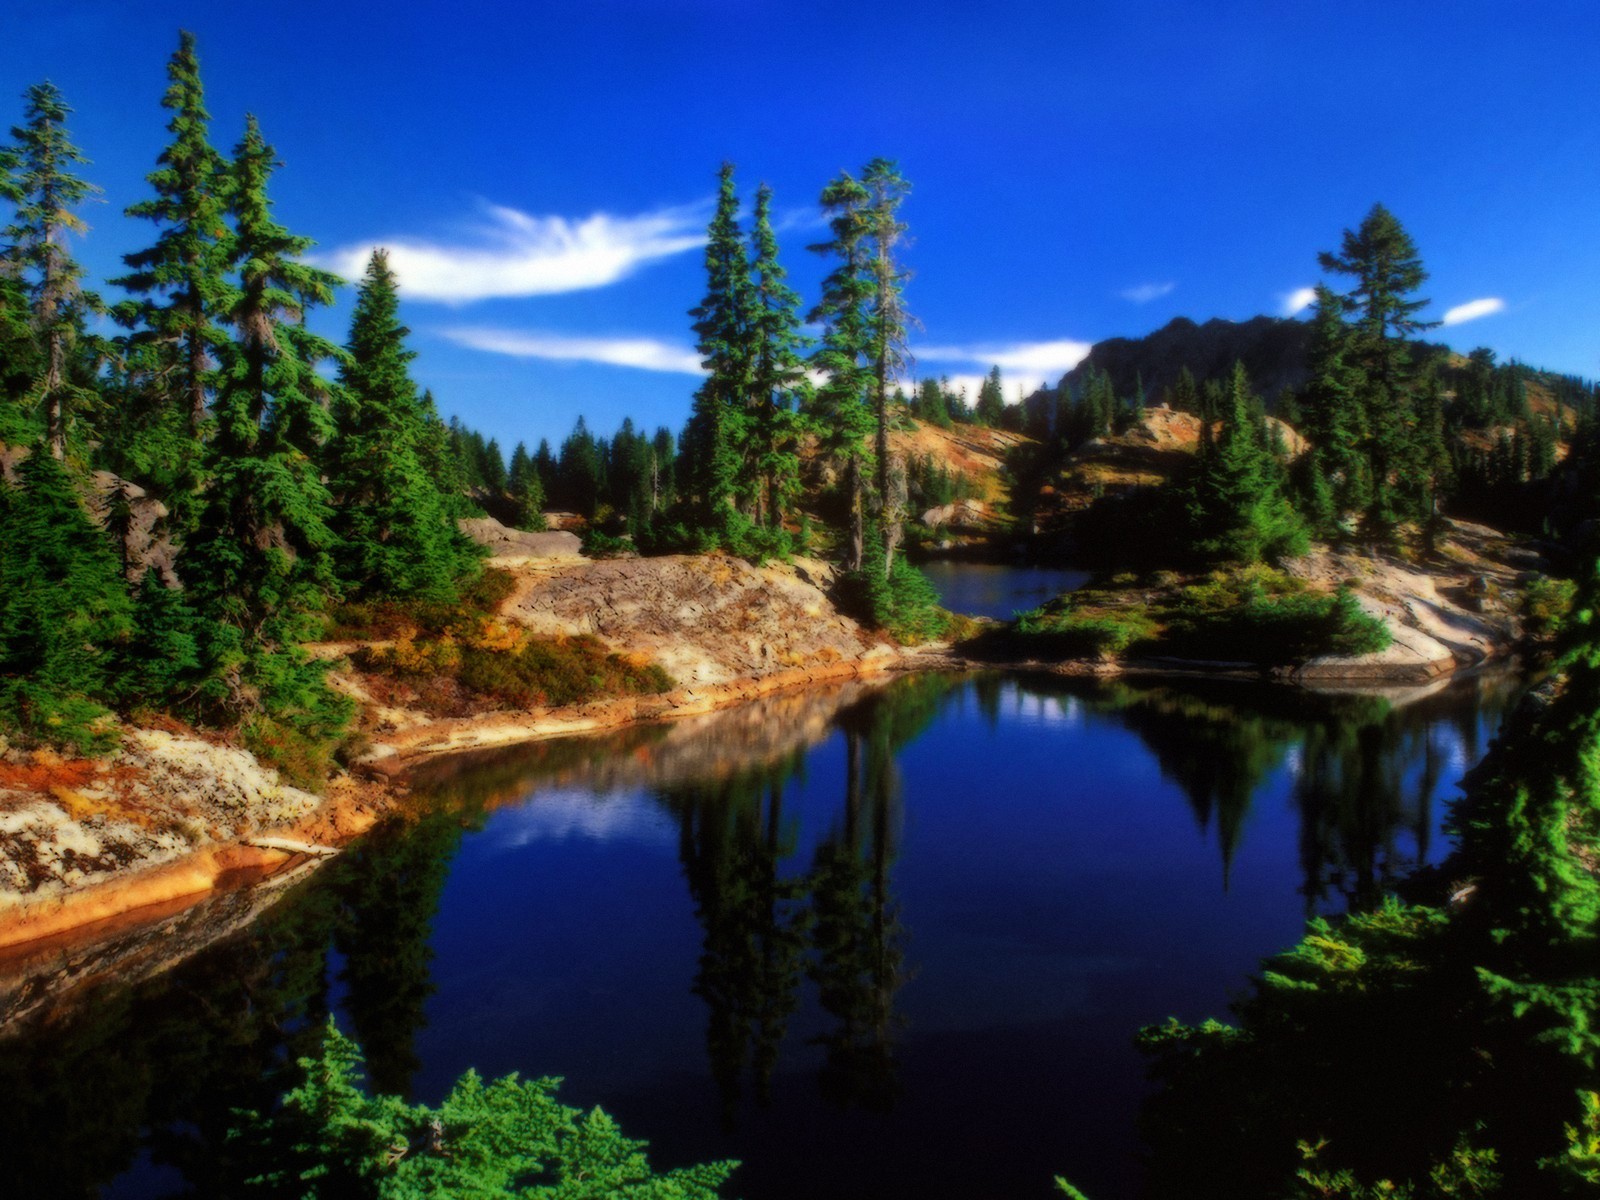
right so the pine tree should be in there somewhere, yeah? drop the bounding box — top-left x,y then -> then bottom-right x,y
184,117 -> 349,760
1453,551 -> 1600,1064
1188,363 -> 1308,565
649,426 -> 676,514
746,183 -> 809,532
0,139 -> 41,435
479,436 -> 507,493
684,163 -> 754,543
1171,366 -> 1200,416
327,251 -> 476,599
861,158 -> 913,579
109,28 -> 233,499
1298,283 -> 1370,530
556,417 -> 602,518
1317,204 -> 1438,537
4,82 -> 102,459
808,171 -> 875,571
976,365 -> 1006,427
0,446 -> 130,750
914,378 -> 951,428
506,440 -> 545,530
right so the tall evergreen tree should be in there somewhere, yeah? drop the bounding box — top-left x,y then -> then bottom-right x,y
327,250 -> 476,599
1317,204 -> 1438,537
0,446 -> 130,749
185,116 -> 345,731
1297,283 -> 1370,530
1188,362 -> 1308,565
109,28 -> 233,490
808,172 -> 875,571
684,163 -> 754,543
0,138 -> 42,435
746,183 -> 809,531
556,417 -> 602,518
4,82 -> 102,459
861,158 -> 913,579
976,366 -> 1006,427
506,440 -> 545,531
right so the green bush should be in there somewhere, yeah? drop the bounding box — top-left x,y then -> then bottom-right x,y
231,1019 -> 736,1199
1014,606 -> 1158,658
841,554 -> 951,645
1007,570 -> 1388,667
326,567 -> 517,640
1523,575 -> 1577,642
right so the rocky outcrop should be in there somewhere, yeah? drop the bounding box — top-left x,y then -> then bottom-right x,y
503,553 -> 878,686
458,516 -> 582,559
0,732 -> 324,913
1287,522 -> 1527,683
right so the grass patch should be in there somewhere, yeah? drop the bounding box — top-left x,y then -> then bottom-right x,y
356,634 -> 672,716
324,568 -> 518,641
1522,574 -> 1576,643
1008,565 -> 1389,666
341,567 -> 673,716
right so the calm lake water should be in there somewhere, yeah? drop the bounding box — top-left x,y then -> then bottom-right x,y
919,560 -> 1091,619
0,668 -> 1521,1200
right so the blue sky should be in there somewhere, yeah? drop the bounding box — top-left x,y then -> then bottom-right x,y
4,1 -> 1597,450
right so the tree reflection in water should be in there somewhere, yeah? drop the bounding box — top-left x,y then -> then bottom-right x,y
0,668 -> 1520,1196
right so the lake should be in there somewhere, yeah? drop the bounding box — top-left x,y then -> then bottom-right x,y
0,668 -> 1521,1199
919,560 -> 1091,620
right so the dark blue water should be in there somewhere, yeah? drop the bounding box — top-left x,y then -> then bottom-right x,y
920,560 -> 1091,619
0,669 -> 1520,1200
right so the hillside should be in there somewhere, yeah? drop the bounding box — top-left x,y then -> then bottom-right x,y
1059,315 -> 1314,405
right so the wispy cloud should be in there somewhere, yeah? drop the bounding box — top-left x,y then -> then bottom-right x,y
441,327 -> 705,374
1281,286 -> 1317,316
913,338 -> 1092,400
1119,281 -> 1176,304
934,372 -> 1055,401
323,201 -> 707,303
1441,297 -> 1506,327
918,338 -> 1093,374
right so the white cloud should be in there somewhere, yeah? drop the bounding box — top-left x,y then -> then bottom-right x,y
1441,297 -> 1506,326
913,338 -> 1092,402
442,327 -> 705,374
918,338 -> 1092,374
322,200 -> 707,303
1281,286 -> 1317,316
1119,281 -> 1176,303
935,372 -> 1053,402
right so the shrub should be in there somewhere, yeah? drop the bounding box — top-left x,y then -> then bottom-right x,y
231,1019 -> 736,1198
1014,605 -> 1158,658
1007,570 -> 1387,667
840,555 -> 951,645
1523,575 -> 1577,642
357,633 -> 672,715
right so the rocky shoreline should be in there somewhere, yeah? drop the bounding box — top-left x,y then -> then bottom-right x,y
0,518 -> 1539,986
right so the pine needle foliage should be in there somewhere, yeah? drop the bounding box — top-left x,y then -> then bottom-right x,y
232,1019 -> 737,1199
182,116 -> 352,777
1187,362 -> 1308,565
4,81 -> 103,460
327,250 -> 480,601
808,171 -> 876,571
106,30 -> 233,515
683,162 -> 754,547
746,183 -> 810,532
0,447 -> 130,752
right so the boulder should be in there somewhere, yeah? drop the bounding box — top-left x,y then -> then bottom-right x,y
458,517 -> 582,559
